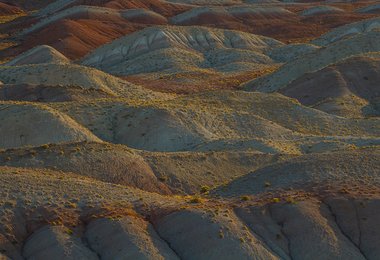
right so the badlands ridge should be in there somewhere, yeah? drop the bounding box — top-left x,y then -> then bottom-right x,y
0,0 -> 379,259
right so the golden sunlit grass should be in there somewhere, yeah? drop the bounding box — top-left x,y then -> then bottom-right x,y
0,13 -> 26,24
0,41 -> 17,51
0,34 -> 18,64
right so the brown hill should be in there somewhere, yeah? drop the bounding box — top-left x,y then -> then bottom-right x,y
17,17 -> 145,60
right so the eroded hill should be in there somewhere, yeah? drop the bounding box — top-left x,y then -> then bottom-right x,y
0,0 -> 379,259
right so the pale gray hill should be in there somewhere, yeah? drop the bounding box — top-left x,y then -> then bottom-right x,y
5,45 -> 69,66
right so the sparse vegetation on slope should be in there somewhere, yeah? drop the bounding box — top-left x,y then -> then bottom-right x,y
0,1 -> 379,259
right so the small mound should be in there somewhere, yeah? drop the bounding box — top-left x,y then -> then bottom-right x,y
236,200 -> 375,260
0,102 -> 100,149
300,6 -> 344,17
5,45 -> 69,66
0,63 -> 167,100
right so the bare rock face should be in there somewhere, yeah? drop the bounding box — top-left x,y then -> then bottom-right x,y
270,201 -> 366,260
170,6 -> 294,25
326,198 -> 380,260
0,254 -> 10,260
153,208 -> 280,260
234,206 -> 291,260
85,217 -> 179,260
235,200 -> 379,260
0,2 -> 379,260
23,226 -> 98,260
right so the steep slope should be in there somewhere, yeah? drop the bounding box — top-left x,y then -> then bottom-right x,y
153,208 -> 280,259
